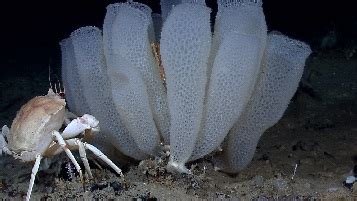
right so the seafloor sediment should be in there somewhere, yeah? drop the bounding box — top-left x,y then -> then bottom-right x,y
0,50 -> 356,199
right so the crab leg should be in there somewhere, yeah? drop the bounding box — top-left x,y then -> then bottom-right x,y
45,142 -> 63,156
25,154 -> 42,201
64,139 -> 93,179
0,126 -> 10,155
77,139 -> 93,179
46,139 -> 93,179
65,139 -> 123,177
1,125 -> 9,137
84,143 -> 124,177
52,131 -> 84,183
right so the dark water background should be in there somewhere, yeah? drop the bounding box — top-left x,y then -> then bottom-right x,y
0,0 -> 356,73
0,0 -> 355,124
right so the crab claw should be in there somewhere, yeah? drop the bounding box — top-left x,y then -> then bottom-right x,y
1,125 -> 9,137
0,125 -> 10,155
81,114 -> 100,132
61,114 -> 100,139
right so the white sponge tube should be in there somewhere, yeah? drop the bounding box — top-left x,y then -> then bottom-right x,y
105,4 -> 161,156
60,38 -> 91,116
160,3 -> 212,173
215,33 -> 311,173
190,0 -> 267,161
70,26 -> 147,160
190,33 -> 262,161
110,3 -> 170,144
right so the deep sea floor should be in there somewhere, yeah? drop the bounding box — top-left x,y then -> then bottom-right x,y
0,49 -> 356,200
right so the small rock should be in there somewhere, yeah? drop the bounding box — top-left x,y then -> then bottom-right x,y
252,175 -> 264,187
135,192 -> 157,201
300,158 -> 314,165
110,181 -> 124,195
353,183 -> 357,196
304,182 -> 311,189
273,178 -> 289,191
216,192 -> 230,199
292,141 -> 319,151
90,182 -> 109,192
8,189 -> 18,197
323,151 -> 335,159
327,187 -> 339,192
258,154 -> 270,161
43,186 -> 53,194
216,192 -> 225,199
346,176 -> 356,184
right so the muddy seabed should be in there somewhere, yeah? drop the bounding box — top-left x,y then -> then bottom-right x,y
0,50 -> 356,200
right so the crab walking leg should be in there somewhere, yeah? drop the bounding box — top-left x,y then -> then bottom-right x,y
62,139 -> 94,178
65,139 -> 124,177
25,154 -> 42,201
0,135 -> 6,155
0,125 -> 10,155
0,134 -> 10,155
77,139 -> 93,179
1,125 -> 9,137
45,140 -> 93,179
85,143 -> 124,177
45,142 -> 63,156
52,131 -> 84,182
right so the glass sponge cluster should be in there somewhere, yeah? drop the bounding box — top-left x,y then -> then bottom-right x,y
61,0 -> 311,174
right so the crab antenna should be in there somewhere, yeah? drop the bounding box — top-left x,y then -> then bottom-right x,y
57,78 -> 65,95
54,82 -> 59,94
58,79 -> 63,93
48,63 -> 54,92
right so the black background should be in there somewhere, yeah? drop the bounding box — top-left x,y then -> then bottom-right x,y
0,0 -> 356,72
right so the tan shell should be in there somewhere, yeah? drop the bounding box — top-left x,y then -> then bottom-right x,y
8,90 -> 66,153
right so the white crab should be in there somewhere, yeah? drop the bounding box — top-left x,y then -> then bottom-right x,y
0,89 -> 123,201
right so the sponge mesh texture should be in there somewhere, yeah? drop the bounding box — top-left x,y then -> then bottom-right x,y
218,33 -> 311,173
160,3 -> 212,164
